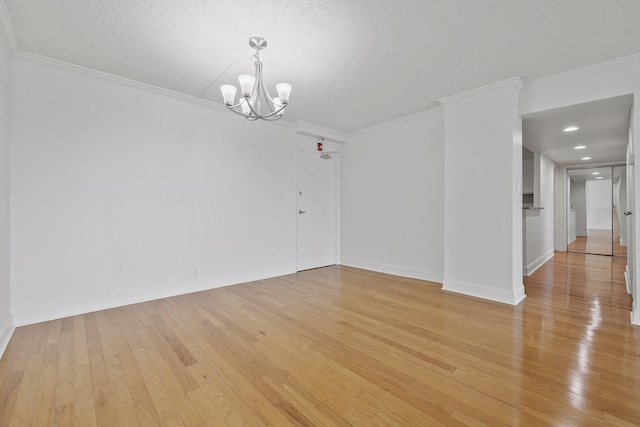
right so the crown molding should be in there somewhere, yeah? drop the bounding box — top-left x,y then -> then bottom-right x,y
439,76 -> 524,106
350,106 -> 444,138
294,121 -> 350,144
14,51 -> 233,113
529,52 -> 640,87
0,0 -> 18,55
12,50 -> 299,130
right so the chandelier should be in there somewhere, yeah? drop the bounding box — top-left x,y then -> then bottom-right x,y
220,37 -> 292,121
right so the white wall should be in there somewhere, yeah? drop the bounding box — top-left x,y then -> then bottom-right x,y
10,58 -> 327,325
441,78 -> 526,305
587,179 -> 612,230
570,180 -> 588,236
340,109 -> 444,282
522,159 -> 534,195
0,26 -> 12,358
522,154 -> 555,275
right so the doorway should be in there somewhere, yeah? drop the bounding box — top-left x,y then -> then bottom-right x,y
296,150 -> 337,271
566,165 -> 626,256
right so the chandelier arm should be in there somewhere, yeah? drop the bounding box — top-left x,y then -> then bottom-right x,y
257,76 -> 277,112
250,59 -> 262,101
242,59 -> 264,118
225,105 -> 254,117
257,104 -> 287,119
259,115 -> 283,121
256,72 -> 287,119
244,95 -> 261,118
226,100 -> 285,120
226,99 -> 247,109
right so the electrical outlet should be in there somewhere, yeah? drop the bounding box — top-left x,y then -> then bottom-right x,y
193,268 -> 201,279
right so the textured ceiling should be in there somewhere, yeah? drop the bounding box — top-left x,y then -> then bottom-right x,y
4,0 -> 640,132
522,95 -> 632,166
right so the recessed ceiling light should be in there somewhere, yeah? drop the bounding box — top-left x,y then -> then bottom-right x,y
564,126 -> 579,132
592,172 -> 600,175
581,157 -> 591,160
596,177 -> 604,180
574,146 -> 586,150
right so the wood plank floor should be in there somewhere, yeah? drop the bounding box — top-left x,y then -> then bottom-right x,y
1,254 -> 639,426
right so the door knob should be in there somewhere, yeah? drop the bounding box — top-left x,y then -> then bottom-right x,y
298,210 -> 306,214
624,211 -> 633,216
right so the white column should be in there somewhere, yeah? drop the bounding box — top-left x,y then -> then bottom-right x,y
440,77 -> 526,305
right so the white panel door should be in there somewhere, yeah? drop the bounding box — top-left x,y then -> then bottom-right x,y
297,151 -> 336,271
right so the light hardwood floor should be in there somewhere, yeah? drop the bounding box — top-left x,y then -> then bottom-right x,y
0,254 -> 639,426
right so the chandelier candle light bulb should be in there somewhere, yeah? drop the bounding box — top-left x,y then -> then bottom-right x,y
220,37 -> 292,121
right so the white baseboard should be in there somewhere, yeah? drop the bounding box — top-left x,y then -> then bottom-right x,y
625,265 -> 631,295
442,278 -> 526,306
339,258 -> 443,283
576,231 -> 589,236
12,266 -> 295,327
523,250 -> 555,276
631,307 -> 640,326
620,238 -> 627,246
568,235 -> 577,244
0,314 -> 15,360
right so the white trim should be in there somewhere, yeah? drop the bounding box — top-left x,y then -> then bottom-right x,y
529,52 -> 640,86
631,307 -> 640,326
11,51 -> 301,131
0,314 -> 15,360
523,250 -> 555,276
439,77 -> 524,105
12,267 -> 293,326
442,279 -> 526,306
340,258 -> 443,284
294,121 -> 350,144
349,106 -> 444,138
0,0 -> 18,55
576,231 -> 589,237
568,235 -> 577,244
13,52 -> 236,114
625,266 -> 631,294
